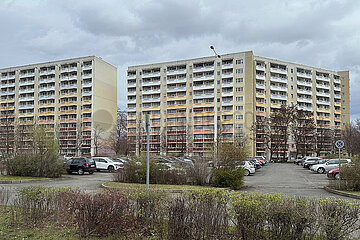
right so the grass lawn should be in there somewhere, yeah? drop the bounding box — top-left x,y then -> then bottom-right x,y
104,181 -> 219,191
344,190 -> 360,196
0,175 -> 49,181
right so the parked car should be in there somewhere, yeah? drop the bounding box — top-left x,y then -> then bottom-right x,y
303,157 -> 325,169
92,157 -> 122,172
112,158 -> 128,166
66,157 -> 96,175
239,161 -> 256,176
310,159 -> 351,174
294,158 -> 304,165
255,156 -> 267,164
327,168 -> 340,180
248,158 -> 262,169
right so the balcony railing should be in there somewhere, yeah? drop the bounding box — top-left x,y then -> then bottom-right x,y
270,76 -> 287,83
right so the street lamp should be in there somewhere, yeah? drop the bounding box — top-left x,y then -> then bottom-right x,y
210,46 -> 221,167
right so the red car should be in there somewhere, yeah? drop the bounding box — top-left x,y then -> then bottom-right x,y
327,168 -> 340,180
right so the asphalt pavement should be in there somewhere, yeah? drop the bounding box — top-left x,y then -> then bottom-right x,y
243,162 -> 359,201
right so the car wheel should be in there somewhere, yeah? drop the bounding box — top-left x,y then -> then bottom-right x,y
244,169 -> 250,176
317,167 -> 325,174
67,170 -> 72,174
89,171 -> 94,175
334,173 -> 340,180
108,166 -> 114,173
77,168 -> 84,175
96,169 -> 100,172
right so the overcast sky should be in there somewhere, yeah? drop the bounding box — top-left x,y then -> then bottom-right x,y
0,0 -> 359,120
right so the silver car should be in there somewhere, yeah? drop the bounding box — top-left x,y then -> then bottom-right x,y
240,161 -> 256,176
310,159 -> 351,174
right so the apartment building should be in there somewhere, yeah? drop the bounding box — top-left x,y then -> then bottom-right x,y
0,56 -> 117,156
127,51 -> 350,158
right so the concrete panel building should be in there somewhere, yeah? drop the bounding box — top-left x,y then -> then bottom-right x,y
0,56 -> 117,157
127,51 -> 350,159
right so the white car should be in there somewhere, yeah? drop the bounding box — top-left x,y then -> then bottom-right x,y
240,161 -> 256,176
92,157 -> 122,172
310,159 -> 351,174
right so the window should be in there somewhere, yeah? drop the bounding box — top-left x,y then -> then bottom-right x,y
190,74 -> 192,78
189,83 -> 192,87
236,78 -> 243,83
217,71 -> 220,76
236,124 -> 243,129
236,68 -> 243,74
236,96 -> 243,102
291,86 -> 293,90
217,62 -> 220,66
236,59 -> 243,64
190,109 -> 192,113
217,80 -> 220,84
236,106 -> 243,111
217,98 -> 220,102
291,69 -> 293,73
236,115 -> 243,120
236,87 -> 243,92
217,89 -> 220,93
163,69 -> 166,73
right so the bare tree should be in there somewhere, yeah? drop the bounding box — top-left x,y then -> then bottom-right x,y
106,108 -> 128,156
342,121 -> 360,156
93,124 -> 104,156
291,109 -> 316,158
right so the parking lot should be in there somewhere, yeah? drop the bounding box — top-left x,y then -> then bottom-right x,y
0,162 -> 359,202
243,163 -> 359,200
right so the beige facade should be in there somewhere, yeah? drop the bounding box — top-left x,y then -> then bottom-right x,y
127,51 -> 350,158
0,56 -> 117,157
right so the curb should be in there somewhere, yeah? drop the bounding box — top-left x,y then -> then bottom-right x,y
0,179 -> 50,184
324,186 -> 360,200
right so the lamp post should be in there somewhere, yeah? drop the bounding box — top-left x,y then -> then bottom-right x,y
210,46 -> 221,167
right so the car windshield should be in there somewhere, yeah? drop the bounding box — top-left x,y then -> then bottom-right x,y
87,158 -> 94,164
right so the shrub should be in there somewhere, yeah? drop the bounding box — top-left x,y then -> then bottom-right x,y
168,190 -> 230,239
336,155 -> 360,191
57,189 -> 135,238
318,198 -> 360,240
186,158 -> 212,186
212,167 -> 244,190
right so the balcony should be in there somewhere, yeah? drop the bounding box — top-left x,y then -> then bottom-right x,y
19,80 -> 34,86
19,96 -> 34,101
316,75 -> 330,81
334,78 -> 341,84
39,94 -> 55,100
142,89 -> 161,94
0,91 -> 15,96
256,83 -> 265,89
167,69 -> 187,75
256,74 -> 266,80
127,74 -> 136,80
82,65 -> 92,71
270,76 -> 287,83
222,63 -> 233,70
297,89 -> 312,95
39,77 -> 55,84
127,82 -> 136,88
334,86 -> 341,91
19,72 -> 35,78
82,91 -> 92,96
193,84 -> 214,90
297,105 -> 313,111
142,71 -> 161,78
167,77 -> 187,84
271,94 -> 287,100
60,101 -> 77,106
0,75 -> 8,80
127,91 -> 136,96
82,73 -> 92,79
193,66 -> 214,73
297,81 -> 312,87
270,85 -> 287,91
142,97 -> 161,103
193,93 -> 214,99
19,104 -> 34,109
222,82 -> 233,88
142,80 -> 160,86
296,72 -> 312,79
297,97 -> 312,103
60,84 -> 77,90
316,84 -> 330,90
256,65 -> 265,71
316,99 -> 330,105
193,74 -> 214,81
222,91 -> 233,97
221,101 -> 233,106
19,88 -> 34,94
270,67 -> 287,74
167,87 -> 187,92
317,92 -> 330,97
127,98 -> 136,104
222,72 -> 233,78
334,94 -> 341,99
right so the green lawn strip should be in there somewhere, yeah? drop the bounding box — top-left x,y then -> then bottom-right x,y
343,190 -> 360,196
0,175 -> 49,181
104,181 -> 219,191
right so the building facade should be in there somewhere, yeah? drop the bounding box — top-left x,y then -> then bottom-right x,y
126,51 -> 350,158
0,56 -> 117,157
